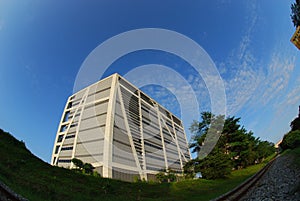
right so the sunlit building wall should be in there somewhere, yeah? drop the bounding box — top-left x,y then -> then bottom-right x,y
51,73 -> 191,181
291,26 -> 300,50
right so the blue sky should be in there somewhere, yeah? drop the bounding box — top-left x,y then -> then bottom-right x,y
0,0 -> 299,162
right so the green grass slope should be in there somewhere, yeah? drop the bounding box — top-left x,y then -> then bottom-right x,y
0,129 -> 268,201
0,129 -> 164,201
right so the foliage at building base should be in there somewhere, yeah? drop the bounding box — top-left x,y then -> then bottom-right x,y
71,158 -> 100,176
155,169 -> 178,183
186,112 -> 275,180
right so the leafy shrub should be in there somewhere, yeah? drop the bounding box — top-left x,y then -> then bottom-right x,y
155,169 -> 177,183
280,130 -> 300,150
155,172 -> 167,183
71,158 -> 95,175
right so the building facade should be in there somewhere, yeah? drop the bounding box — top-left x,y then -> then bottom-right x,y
291,26 -> 300,50
51,73 -> 191,181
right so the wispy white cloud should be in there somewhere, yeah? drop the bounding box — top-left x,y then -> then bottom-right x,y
124,64 -> 210,140
217,0 -> 298,136
231,44 -> 296,122
256,72 -> 299,142
255,51 -> 295,106
219,1 -> 262,115
218,0 -> 297,120
225,37 -> 297,144
286,79 -> 300,105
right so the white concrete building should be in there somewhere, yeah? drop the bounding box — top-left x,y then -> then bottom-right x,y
51,73 -> 191,181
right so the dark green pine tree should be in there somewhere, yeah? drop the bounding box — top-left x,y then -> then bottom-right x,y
290,106 -> 300,131
186,112 -> 275,179
291,1 -> 300,27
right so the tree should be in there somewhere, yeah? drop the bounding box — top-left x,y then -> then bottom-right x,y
71,158 -> 95,175
155,172 -> 167,183
255,140 -> 275,162
225,129 -> 258,169
83,163 -> 95,174
186,112 -> 275,179
189,112 -> 218,156
183,160 -> 196,179
196,150 -> 232,179
280,130 -> 300,150
189,112 -> 223,154
280,106 -> 300,150
184,149 -> 232,180
290,116 -> 300,131
291,1 -> 300,27
155,169 -> 177,183
72,158 -> 84,170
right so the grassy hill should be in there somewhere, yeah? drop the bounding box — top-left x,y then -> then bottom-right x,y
0,129 -> 271,201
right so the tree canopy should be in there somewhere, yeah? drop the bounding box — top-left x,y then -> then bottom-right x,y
185,112 -> 275,179
280,130 -> 300,150
291,1 -> 300,27
280,106 -> 300,150
71,158 -> 95,175
290,116 -> 300,131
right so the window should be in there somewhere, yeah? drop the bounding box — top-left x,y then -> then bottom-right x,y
57,135 -> 64,143
65,134 -> 75,139
61,146 -> 73,151
63,111 -> 70,122
67,102 -> 73,109
70,123 -> 78,128
60,125 -> 67,132
54,146 -> 60,154
58,159 -> 71,163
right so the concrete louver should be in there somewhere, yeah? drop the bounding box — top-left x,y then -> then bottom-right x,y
51,73 -> 191,182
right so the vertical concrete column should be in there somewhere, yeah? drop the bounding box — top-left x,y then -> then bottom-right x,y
102,74 -> 118,178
